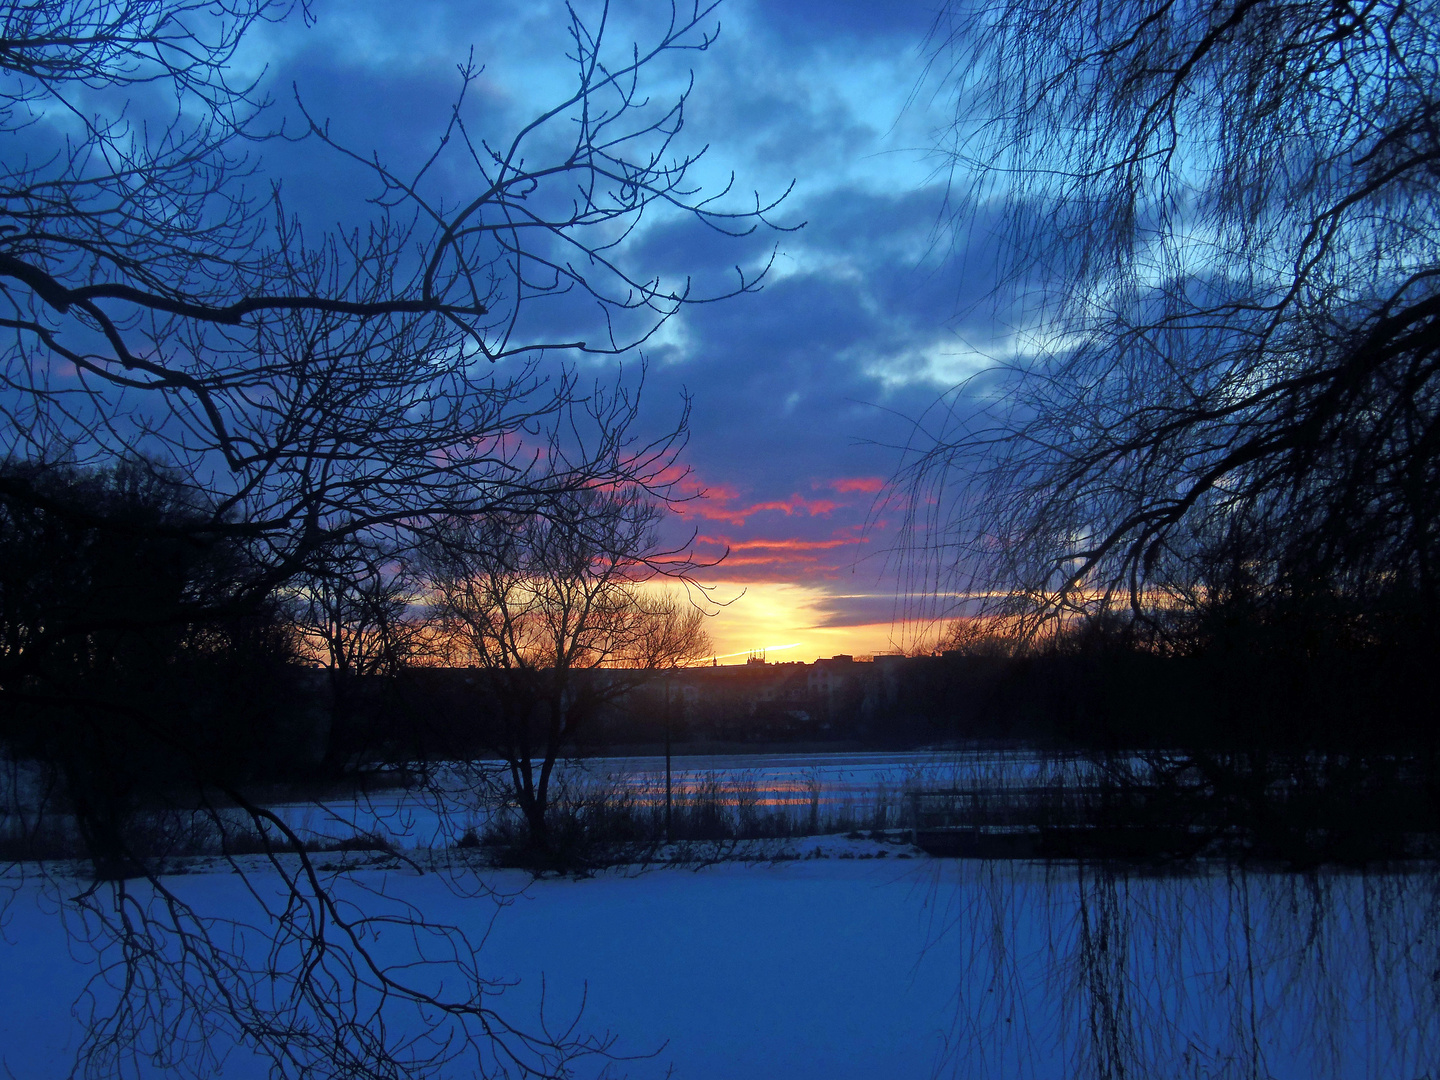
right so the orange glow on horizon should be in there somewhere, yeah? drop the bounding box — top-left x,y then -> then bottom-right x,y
652,580 -> 927,664
694,642 -> 803,664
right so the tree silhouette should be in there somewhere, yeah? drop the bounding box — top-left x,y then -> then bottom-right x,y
904,0 -> 1440,649
423,484 -> 711,860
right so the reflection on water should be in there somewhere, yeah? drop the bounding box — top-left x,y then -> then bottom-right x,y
569,750 -> 1092,817
925,861 -> 1439,1080
264,751 -> 995,843
248,751 -> 1119,846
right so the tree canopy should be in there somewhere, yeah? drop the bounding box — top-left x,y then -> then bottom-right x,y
906,0 -> 1440,648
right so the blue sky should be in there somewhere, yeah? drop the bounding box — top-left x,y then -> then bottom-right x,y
247,0 -> 996,659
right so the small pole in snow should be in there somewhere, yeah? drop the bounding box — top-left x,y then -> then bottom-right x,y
664,673 -> 673,843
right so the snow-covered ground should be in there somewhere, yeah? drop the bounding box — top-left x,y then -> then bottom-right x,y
2,752 -> 1434,1078
2,839 -> 1436,1080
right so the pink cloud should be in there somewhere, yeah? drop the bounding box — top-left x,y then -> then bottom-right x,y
829,476 -> 885,494
727,536 -> 860,552
660,471 -> 889,586
676,492 -> 842,527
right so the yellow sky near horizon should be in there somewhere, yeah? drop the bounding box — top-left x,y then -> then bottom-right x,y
662,580 -> 927,664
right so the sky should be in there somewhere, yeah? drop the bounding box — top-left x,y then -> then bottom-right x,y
245,0 -> 997,663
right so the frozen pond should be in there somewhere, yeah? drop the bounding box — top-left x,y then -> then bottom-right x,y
568,747 -> 1075,804
1,749 -> 1127,853
264,749 -> 1099,847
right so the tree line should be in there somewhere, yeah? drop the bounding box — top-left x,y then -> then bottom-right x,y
0,455 -> 713,855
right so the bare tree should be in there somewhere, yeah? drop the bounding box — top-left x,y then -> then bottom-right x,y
0,1 -> 777,1075
0,0 -> 788,594
290,544 -> 422,680
285,540 -> 432,770
903,0 -> 1440,646
422,485 -> 711,856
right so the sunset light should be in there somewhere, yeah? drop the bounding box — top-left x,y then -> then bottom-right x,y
6,0 -> 1436,1077
663,580 -> 920,663
694,642 -> 802,664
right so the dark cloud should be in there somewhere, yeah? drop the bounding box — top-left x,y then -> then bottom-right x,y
697,81 -> 881,182
621,214 -> 786,297
803,593 -> 915,629
737,0 -> 936,50
632,182 -> 990,598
